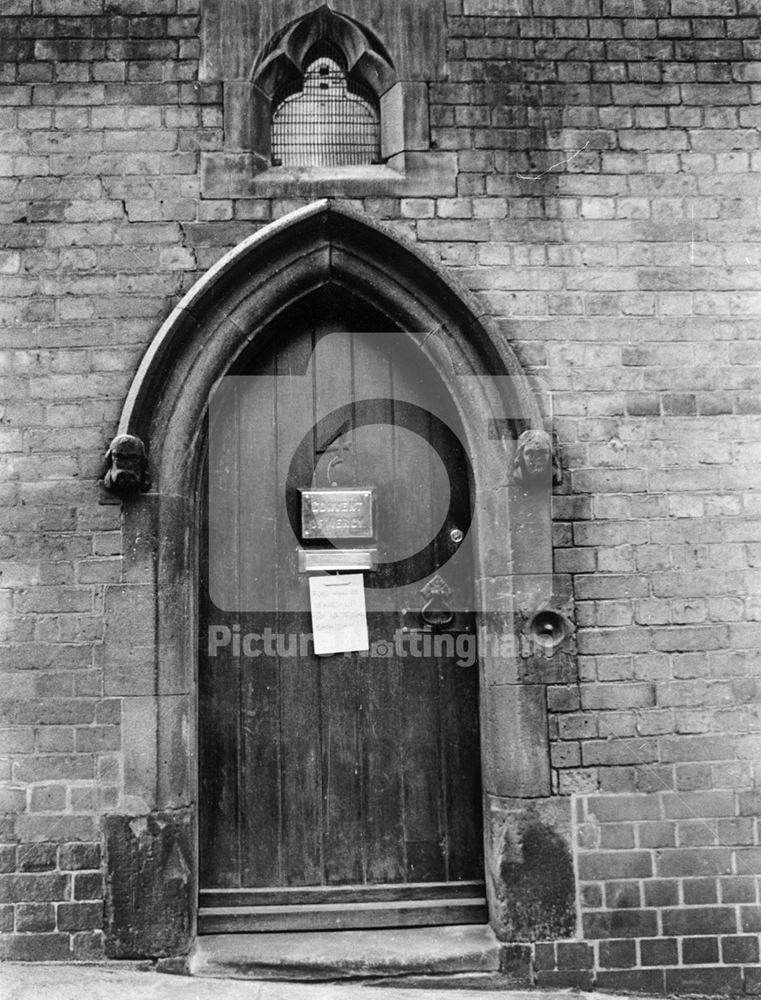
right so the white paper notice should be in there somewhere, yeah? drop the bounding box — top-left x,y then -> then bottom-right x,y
308,573 -> 369,655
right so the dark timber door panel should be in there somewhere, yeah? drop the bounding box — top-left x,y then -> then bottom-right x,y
199,321 -> 484,931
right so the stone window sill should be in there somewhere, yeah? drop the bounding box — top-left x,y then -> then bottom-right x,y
200,151 -> 457,199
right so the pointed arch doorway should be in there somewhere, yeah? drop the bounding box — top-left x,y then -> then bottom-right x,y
198,292 -> 484,932
112,201 -> 549,957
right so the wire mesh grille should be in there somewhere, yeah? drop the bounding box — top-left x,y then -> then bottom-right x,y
271,44 -> 380,167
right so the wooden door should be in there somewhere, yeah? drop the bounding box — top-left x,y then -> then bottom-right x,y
198,320 -> 484,932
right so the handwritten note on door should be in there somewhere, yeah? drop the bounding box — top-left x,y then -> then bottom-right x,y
308,573 -> 369,655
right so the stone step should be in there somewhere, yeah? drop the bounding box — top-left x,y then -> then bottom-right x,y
189,924 -> 501,981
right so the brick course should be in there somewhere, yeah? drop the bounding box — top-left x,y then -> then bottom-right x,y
1,0 -> 759,986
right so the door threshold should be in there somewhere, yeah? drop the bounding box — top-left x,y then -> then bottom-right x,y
189,924 -> 500,981
198,881 -> 487,933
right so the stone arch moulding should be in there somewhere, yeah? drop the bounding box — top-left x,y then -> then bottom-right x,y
252,5 -> 397,101
105,200 -> 553,959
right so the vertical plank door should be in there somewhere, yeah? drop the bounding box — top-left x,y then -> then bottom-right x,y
199,321 -> 485,931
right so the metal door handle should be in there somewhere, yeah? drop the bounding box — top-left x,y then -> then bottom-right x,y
421,595 -> 454,628
419,573 -> 455,629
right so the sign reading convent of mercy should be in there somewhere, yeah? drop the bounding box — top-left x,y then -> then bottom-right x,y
300,488 -> 375,540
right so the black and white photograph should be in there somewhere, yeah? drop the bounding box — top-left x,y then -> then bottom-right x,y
1,1 -> 760,998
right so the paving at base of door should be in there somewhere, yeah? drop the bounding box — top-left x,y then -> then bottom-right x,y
1,962 -> 665,1000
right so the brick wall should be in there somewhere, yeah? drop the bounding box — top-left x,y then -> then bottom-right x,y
1,0 -> 206,961
1,0 -> 760,986
429,2 -> 760,988
437,1 -> 760,989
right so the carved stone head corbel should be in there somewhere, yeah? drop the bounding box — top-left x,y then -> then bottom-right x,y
511,428 -> 562,489
103,433 -> 151,497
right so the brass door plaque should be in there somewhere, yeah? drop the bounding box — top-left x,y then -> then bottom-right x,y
300,488 -> 375,540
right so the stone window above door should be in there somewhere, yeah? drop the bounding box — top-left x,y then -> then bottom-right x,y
200,2 -> 456,198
